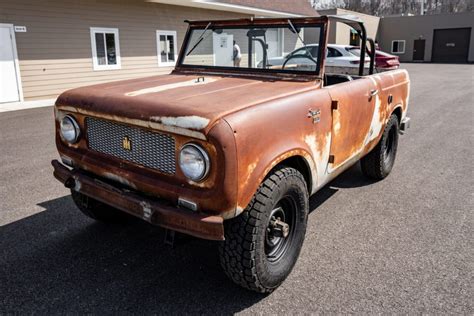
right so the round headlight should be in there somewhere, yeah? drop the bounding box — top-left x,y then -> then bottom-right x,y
60,115 -> 80,144
179,144 -> 210,182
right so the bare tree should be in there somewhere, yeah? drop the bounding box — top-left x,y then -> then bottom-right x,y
312,0 -> 472,15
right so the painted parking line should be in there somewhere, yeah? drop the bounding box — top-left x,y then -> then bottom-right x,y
0,99 -> 56,113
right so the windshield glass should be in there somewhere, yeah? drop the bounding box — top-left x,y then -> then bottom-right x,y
181,23 -> 324,74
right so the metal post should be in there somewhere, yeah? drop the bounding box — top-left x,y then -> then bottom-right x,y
367,38 -> 376,75
248,35 -> 253,68
358,23 -> 367,76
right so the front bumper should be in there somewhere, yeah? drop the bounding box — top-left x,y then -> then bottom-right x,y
52,160 -> 224,240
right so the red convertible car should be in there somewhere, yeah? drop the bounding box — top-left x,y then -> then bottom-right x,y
348,46 -> 400,71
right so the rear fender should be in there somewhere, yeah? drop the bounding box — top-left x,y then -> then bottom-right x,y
363,69 -> 410,154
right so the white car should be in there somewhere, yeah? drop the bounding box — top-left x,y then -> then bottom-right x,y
262,44 -> 369,69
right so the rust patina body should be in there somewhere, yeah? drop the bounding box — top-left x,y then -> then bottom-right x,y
52,16 -> 410,242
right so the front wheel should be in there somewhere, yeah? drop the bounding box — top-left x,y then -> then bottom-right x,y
218,167 -> 309,293
361,113 -> 400,180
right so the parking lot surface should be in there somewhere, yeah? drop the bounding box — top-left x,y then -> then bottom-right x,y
0,63 -> 473,314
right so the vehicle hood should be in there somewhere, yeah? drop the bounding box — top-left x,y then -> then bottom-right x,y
56,73 -> 318,135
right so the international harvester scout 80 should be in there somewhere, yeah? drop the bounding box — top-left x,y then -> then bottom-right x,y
52,15 -> 410,293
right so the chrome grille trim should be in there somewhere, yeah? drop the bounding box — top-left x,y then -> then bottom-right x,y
86,117 -> 176,174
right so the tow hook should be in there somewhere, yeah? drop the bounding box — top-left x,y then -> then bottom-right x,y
64,177 -> 76,189
269,216 -> 290,238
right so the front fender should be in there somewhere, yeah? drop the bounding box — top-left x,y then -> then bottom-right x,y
223,85 -> 333,216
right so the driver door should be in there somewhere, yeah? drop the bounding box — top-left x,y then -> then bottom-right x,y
326,77 -> 378,171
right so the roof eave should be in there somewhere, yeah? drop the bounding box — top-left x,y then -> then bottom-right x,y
145,0 -> 305,17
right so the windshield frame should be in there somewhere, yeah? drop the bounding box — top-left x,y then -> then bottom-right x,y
175,18 -> 327,78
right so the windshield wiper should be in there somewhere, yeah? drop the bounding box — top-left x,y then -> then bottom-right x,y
186,22 -> 212,56
287,19 -> 313,58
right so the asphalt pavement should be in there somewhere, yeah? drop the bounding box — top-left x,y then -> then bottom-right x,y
0,63 -> 473,314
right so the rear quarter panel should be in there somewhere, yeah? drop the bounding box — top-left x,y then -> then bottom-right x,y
363,69 -> 410,154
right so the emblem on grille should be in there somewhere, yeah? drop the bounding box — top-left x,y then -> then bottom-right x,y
122,136 -> 132,151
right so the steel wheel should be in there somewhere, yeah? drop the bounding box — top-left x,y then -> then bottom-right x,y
219,167 -> 309,293
383,124 -> 396,166
361,113 -> 400,180
265,196 -> 297,263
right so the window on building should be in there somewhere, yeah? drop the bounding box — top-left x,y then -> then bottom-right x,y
349,28 -> 360,46
391,40 -> 405,54
90,27 -> 121,70
157,30 -> 177,66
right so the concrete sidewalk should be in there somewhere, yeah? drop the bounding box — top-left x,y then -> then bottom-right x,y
0,99 -> 55,113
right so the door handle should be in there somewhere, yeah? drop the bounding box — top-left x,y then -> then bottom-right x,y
370,89 -> 379,96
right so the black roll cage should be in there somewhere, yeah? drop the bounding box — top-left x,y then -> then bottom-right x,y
328,15 -> 376,75
246,29 -> 268,69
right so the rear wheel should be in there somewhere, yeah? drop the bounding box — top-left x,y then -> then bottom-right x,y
71,190 -> 132,223
361,114 -> 399,180
219,167 -> 309,293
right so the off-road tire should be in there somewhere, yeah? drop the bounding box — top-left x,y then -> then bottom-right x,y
71,190 -> 131,223
361,114 -> 400,180
219,167 -> 309,293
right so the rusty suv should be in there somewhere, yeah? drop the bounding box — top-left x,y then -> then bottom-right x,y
52,15 -> 410,293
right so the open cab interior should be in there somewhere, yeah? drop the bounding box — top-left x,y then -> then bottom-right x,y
322,15 -> 377,87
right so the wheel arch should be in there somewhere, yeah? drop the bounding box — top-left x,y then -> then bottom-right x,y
235,149 -> 316,218
392,106 -> 402,124
266,154 -> 313,194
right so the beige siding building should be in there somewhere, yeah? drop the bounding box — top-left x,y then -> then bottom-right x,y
0,0 -> 315,103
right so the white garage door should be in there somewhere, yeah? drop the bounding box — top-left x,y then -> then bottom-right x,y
0,24 -> 20,103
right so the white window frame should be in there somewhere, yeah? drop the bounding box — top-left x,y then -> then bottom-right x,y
90,27 -> 121,71
157,30 -> 177,67
0,23 -> 24,102
391,40 -> 406,54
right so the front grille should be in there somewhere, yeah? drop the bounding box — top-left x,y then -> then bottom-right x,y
86,117 -> 176,174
